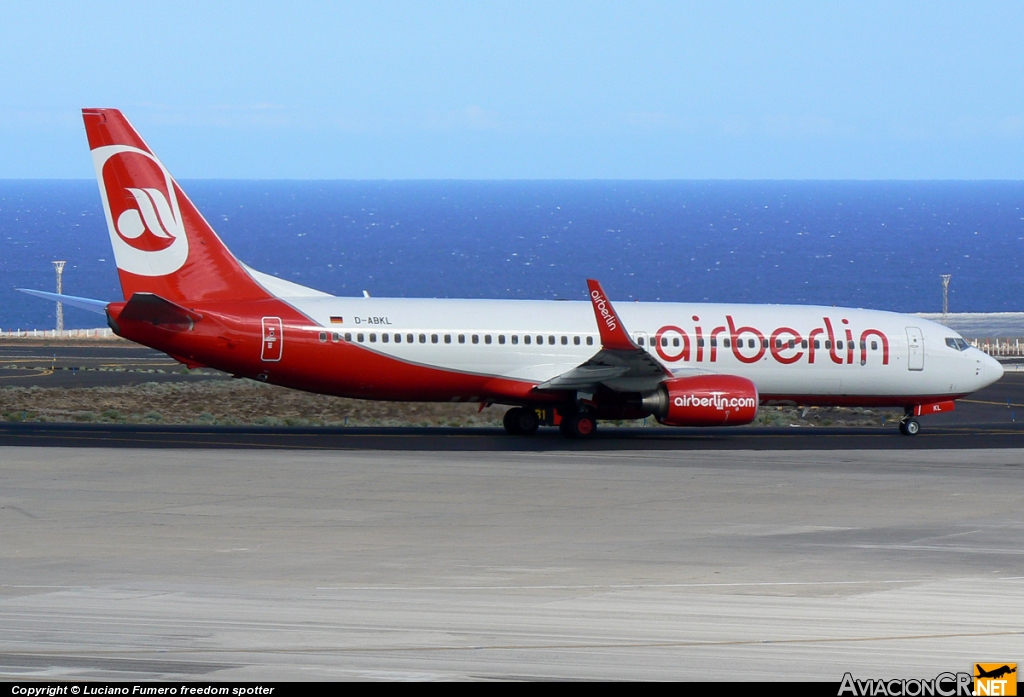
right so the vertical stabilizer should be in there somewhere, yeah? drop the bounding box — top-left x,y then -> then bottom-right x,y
83,108 -> 270,303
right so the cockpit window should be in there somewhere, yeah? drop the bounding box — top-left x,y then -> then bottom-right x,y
945,337 -> 970,351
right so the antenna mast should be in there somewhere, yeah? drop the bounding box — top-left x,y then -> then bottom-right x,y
940,274 -> 951,324
52,260 -> 66,333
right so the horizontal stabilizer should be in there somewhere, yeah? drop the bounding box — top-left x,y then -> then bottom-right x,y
17,288 -> 109,315
118,293 -> 202,327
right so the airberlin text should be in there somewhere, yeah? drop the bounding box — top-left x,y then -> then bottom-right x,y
591,289 -> 618,332
838,672 -> 972,696
655,315 -> 890,367
674,393 -> 756,410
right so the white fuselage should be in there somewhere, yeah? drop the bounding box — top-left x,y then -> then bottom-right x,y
283,294 -> 1003,403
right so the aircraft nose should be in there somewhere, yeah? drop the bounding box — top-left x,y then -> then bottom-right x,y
982,352 -> 1004,387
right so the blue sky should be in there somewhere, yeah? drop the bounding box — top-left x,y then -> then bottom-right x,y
2,1 -> 1023,179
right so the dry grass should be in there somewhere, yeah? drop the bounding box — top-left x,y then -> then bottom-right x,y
0,380 -> 892,428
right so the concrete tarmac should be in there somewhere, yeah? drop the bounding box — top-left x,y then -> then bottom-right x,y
1,446 -> 1022,681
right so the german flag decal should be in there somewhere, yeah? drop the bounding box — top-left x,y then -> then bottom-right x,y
330,316 -> 344,324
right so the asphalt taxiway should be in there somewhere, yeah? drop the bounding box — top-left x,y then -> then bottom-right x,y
1,447 -> 1022,680
3,342 -> 1024,680
0,341 -> 229,387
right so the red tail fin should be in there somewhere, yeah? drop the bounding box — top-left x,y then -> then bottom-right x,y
83,108 -> 270,304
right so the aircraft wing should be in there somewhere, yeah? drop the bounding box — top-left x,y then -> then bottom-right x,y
536,279 -> 671,393
17,288 -> 110,315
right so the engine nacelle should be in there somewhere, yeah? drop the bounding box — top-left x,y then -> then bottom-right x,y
641,375 -> 759,427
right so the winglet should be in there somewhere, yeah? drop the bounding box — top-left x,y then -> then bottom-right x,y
586,279 -> 636,350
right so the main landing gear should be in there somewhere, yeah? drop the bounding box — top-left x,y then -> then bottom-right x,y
502,407 -> 598,438
503,406 -> 539,435
559,411 -> 597,439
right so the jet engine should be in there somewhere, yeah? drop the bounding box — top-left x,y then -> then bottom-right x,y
640,375 -> 759,427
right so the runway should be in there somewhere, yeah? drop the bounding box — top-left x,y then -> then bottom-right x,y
3,342 -> 1024,680
4,420 -> 1024,450
1,446 -> 1022,680
0,341 -> 229,388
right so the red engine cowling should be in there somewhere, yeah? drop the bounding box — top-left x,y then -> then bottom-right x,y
642,375 -> 759,427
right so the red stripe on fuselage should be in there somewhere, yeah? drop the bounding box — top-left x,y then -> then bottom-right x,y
109,298 -> 565,404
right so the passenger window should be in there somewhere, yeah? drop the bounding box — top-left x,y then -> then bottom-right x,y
445,334 -> 452,344
661,337 -> 668,347
710,338 -> 717,347
431,334 -> 438,344
860,340 -> 866,350
407,334 -> 414,343
370,333 -> 377,343
561,336 -> 568,345
393,334 -> 400,343
788,340 -> 795,349
472,335 -> 479,344
382,334 -> 389,343
524,335 -> 531,345
498,335 -> 506,345
723,338 -> 730,348
775,339 -> 782,349
485,335 -> 492,344
749,339 -> 756,349
586,336 -> 594,346
458,334 -> 465,344
548,336 -> 555,345
825,340 -> 832,349
801,340 -> 807,349
512,335 -> 519,345
537,335 -> 544,345
637,337 -> 645,346
357,333 -> 364,342
871,341 -> 878,350
332,332 -> 340,343
574,336 -> 581,345
419,334 -> 426,343
761,339 -> 768,348
345,333 -> 352,342
319,331 -> 327,343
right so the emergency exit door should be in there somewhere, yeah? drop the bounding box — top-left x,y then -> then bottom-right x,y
906,327 -> 924,371
262,317 -> 283,362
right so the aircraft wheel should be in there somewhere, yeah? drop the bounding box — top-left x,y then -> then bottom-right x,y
503,407 -> 539,435
899,419 -> 920,436
560,412 -> 597,439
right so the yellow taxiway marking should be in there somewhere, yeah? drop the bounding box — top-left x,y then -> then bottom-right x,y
0,368 -> 53,380
960,398 -> 1024,408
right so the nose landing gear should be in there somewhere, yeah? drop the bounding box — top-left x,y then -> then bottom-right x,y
898,418 -> 920,436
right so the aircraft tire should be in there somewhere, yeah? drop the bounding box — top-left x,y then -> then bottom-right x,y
899,419 -> 920,436
503,407 -> 538,435
560,412 -> 597,439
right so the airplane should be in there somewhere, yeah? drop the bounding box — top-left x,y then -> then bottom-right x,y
975,665 -> 1016,680
19,108 -> 1005,438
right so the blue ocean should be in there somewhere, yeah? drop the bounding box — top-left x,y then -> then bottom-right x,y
1,180 -> 1023,330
